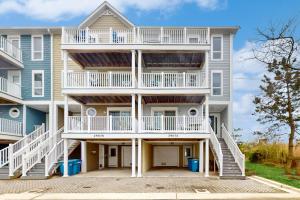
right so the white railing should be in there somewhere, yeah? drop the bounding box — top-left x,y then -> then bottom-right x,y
0,118 -> 22,137
142,116 -> 206,133
8,124 -> 45,176
0,147 -> 9,168
0,77 -> 22,98
64,71 -> 132,88
221,123 -> 245,176
68,116 -> 133,133
0,35 -> 22,62
209,126 -> 223,176
62,27 -> 209,45
141,72 -> 206,88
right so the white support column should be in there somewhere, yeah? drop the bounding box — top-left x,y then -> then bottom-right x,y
199,140 -> 204,173
63,50 -> 68,88
81,141 -> 87,173
131,50 -> 136,88
53,104 -> 58,132
138,94 -> 142,133
205,138 -> 209,177
131,94 -> 136,133
131,138 -> 136,177
63,139 -> 69,177
137,138 -> 142,177
64,95 -> 69,133
80,104 -> 84,131
49,102 -> 53,135
205,94 -> 209,132
137,50 -> 142,88
22,104 -> 26,136
205,51 -> 209,88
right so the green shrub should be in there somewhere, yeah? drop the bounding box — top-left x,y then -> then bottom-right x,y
249,151 -> 264,163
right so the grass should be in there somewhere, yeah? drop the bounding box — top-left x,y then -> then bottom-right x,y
246,161 -> 300,189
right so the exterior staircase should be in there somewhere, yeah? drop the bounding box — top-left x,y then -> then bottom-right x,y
218,138 -> 245,179
0,165 -> 21,180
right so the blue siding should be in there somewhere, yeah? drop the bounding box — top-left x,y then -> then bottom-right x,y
0,105 -> 23,122
26,107 -> 46,133
21,35 -> 51,100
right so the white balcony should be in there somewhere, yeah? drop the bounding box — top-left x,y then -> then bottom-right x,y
142,116 -> 207,133
62,27 -> 209,45
67,116 -> 133,133
0,76 -> 21,99
0,36 -> 23,68
64,71 -> 132,89
0,118 -> 23,137
141,72 -> 206,89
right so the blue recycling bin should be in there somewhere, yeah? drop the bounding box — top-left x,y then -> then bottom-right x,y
191,159 -> 199,172
59,160 -> 74,176
71,159 -> 81,175
188,158 -> 193,170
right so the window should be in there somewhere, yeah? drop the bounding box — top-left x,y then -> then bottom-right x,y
7,36 -> 20,58
9,107 -> 20,118
188,108 -> 198,117
32,35 -> 43,60
86,107 -> 97,117
211,35 -> 223,60
32,70 -> 44,97
211,71 -> 223,96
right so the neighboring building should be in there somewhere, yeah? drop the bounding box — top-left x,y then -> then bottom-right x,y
0,1 -> 245,180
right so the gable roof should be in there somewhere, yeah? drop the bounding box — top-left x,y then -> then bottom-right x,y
79,1 -> 134,28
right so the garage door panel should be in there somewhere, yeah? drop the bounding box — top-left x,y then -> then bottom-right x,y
153,146 -> 179,167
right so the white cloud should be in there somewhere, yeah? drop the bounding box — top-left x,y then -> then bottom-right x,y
233,93 -> 255,115
0,0 -> 226,21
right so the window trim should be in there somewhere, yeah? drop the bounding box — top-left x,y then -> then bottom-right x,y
211,70 -> 223,96
86,107 -> 97,117
31,35 -> 44,61
211,34 -> 223,61
32,70 -> 44,97
9,107 -> 20,118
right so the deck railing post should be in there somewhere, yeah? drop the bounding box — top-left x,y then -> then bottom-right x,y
184,27 -> 187,44
109,27 -> 113,44
160,27 -> 164,44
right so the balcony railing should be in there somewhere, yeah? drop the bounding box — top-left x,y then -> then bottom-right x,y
142,116 -> 206,133
0,118 -> 23,137
67,116 -> 133,133
141,72 -> 206,88
64,71 -> 132,89
62,27 -> 209,45
0,77 -> 21,98
0,36 -> 22,62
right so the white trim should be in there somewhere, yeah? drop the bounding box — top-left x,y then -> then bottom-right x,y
31,35 -> 44,61
106,107 -> 131,117
211,70 -> 223,96
32,70 -> 45,97
211,34 -> 223,61
9,107 -> 20,118
188,107 -> 199,117
22,104 -> 26,135
86,107 -> 97,117
150,107 -> 178,116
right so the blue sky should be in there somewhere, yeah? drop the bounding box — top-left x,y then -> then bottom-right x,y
0,0 -> 299,141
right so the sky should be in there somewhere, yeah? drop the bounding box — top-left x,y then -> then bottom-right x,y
0,0 -> 299,142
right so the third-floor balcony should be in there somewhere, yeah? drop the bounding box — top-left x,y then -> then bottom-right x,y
0,36 -> 23,69
0,76 -> 22,99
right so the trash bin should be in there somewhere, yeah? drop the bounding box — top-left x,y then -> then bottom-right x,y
71,159 -> 81,175
58,160 -> 74,176
188,158 -> 193,170
191,159 -> 199,172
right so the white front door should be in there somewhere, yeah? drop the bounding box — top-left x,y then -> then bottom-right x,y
153,146 -> 179,167
183,145 -> 193,167
108,145 -> 118,167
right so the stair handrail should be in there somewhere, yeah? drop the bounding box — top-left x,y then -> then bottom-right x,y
45,127 -> 64,176
221,123 -> 245,176
8,124 -> 45,176
209,126 -> 223,176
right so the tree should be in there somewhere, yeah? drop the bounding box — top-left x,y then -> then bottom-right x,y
252,19 -> 300,174
232,128 -> 243,143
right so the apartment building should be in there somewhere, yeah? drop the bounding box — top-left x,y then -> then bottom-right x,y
0,1 -> 245,180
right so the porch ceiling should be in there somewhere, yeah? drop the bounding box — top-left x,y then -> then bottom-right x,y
69,52 -> 131,68
143,53 -> 204,68
143,96 -> 204,104
72,95 -> 131,104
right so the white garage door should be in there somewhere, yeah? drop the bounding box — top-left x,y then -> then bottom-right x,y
153,146 -> 179,167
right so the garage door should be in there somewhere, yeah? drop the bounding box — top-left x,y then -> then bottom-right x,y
153,146 -> 179,167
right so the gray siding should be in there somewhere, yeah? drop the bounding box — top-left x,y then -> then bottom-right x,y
143,105 -> 203,116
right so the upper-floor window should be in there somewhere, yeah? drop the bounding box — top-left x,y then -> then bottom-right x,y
211,70 -> 223,96
7,35 -> 20,59
32,70 -> 44,97
211,35 -> 223,60
31,35 -> 43,61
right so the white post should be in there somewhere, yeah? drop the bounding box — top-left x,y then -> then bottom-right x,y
131,138 -> 136,177
22,104 -> 26,136
138,50 -> 142,88
138,94 -> 142,133
131,94 -> 135,133
205,138 -> 209,177
80,104 -> 84,131
205,94 -> 209,132
8,144 -> 13,177
205,51 -> 209,88
63,139 -> 69,177
63,50 -> 68,88
64,95 -> 69,133
137,138 -> 142,177
81,141 -> 87,173
131,50 -> 136,88
199,140 -> 204,173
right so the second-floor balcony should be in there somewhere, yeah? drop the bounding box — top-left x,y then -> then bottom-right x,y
0,76 -> 21,99
0,36 -> 23,68
62,27 -> 210,46
0,118 -> 23,138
